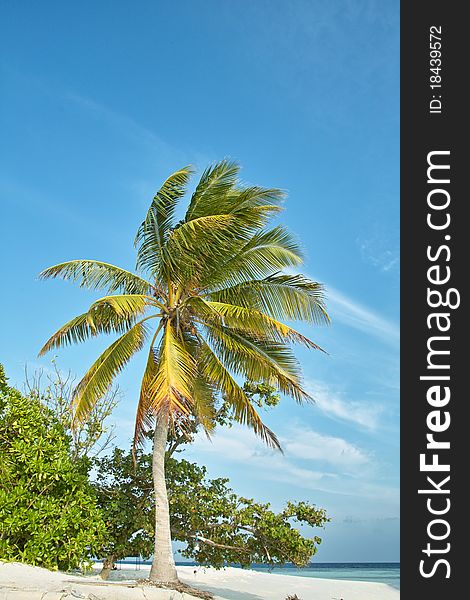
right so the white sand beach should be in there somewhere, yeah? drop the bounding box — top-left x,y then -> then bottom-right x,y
0,561 -> 196,600
1,561 -> 399,600
178,565 -> 400,600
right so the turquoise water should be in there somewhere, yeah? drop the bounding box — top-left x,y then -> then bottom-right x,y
109,561 -> 400,590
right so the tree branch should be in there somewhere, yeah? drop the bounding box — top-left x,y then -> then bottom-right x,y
194,534 -> 250,553
172,529 -> 250,554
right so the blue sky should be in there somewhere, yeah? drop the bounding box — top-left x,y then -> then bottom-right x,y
0,1 -> 399,562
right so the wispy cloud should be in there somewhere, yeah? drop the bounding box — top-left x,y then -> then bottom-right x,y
187,424 -> 399,502
326,285 -> 399,345
306,380 -> 384,431
193,424 -> 371,472
64,92 -> 213,172
190,428 -> 341,494
65,92 -> 163,147
282,425 -> 371,468
64,92 -> 215,203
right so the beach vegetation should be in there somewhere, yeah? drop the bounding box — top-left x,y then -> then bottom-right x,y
0,365 -> 105,571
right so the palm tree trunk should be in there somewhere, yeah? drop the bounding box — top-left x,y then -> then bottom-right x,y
149,415 -> 179,583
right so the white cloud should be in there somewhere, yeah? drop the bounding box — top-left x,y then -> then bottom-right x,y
326,285 -> 399,345
282,427 -> 371,468
65,92 -> 213,175
186,423 -> 394,501
185,424 -> 399,511
193,424 -> 370,472
306,380 -> 384,431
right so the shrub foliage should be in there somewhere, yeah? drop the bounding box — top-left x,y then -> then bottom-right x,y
0,365 -> 105,570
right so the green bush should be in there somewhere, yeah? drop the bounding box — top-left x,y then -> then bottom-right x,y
0,365 -> 106,570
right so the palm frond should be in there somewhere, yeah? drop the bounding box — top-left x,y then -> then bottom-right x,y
39,260 -> 154,295
208,274 -> 330,325
204,324 -> 310,403
144,323 -> 197,420
185,160 -> 240,221
165,212 -> 274,284
227,186 -> 285,213
39,313 -> 101,356
198,339 -> 281,450
39,295 -> 157,356
86,294 -> 158,321
228,203 -> 282,234
72,319 -> 150,425
133,345 -> 160,449
199,225 -> 304,291
135,166 -> 193,275
191,298 -> 324,351
191,374 -> 217,435
165,214 -> 237,277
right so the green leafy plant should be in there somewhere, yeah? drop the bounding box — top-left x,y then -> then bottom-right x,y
0,365 -> 106,571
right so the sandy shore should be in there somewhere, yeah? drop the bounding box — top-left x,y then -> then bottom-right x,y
0,562 -> 198,600
0,561 -> 400,599
178,565 -> 400,600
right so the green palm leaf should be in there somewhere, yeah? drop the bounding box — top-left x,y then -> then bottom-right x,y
133,344 -> 160,449
203,324 -> 309,403
209,274 -> 330,325
86,294 -> 159,321
72,319 -> 151,425
40,260 -> 154,295
39,295 -> 157,356
185,160 -> 240,221
191,298 -> 324,350
199,225 -> 304,291
135,166 -> 193,276
39,312 -> 103,355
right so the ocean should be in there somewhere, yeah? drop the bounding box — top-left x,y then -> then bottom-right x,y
107,561 -> 400,590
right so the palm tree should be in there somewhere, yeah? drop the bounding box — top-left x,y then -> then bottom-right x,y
39,161 -> 329,584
